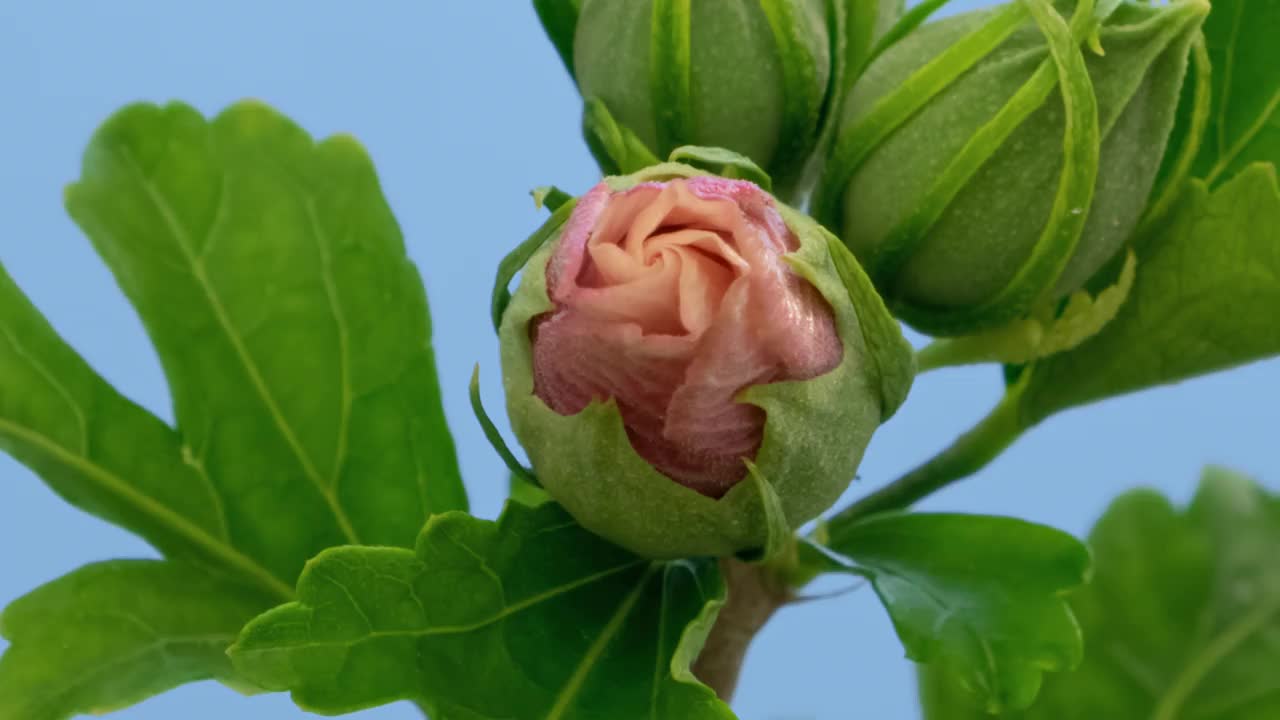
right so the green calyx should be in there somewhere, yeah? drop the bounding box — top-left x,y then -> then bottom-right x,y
571,0 -> 832,197
816,0 -> 1209,336
497,162 -> 913,559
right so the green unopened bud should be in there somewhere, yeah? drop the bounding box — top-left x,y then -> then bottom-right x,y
570,0 -> 832,195
816,0 -> 1208,336
496,159 -> 913,559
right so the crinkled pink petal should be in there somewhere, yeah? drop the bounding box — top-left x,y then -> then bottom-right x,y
532,176 -> 842,498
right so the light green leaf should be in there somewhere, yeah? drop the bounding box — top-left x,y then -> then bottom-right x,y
0,561 -> 272,720
1195,0 -> 1279,185
0,99 -> 469,717
0,263 -> 291,600
230,502 -> 734,719
64,100 -> 467,583
826,512 -> 1091,712
920,468 -> 1280,720
1020,163 -> 1280,423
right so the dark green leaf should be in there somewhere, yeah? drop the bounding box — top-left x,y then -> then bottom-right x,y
230,502 -> 734,719
827,512 -> 1091,712
1194,0 -> 1279,184
1020,164 -> 1280,423
64,100 -> 467,584
0,263 -> 291,600
920,468 -> 1280,720
0,561 -> 272,720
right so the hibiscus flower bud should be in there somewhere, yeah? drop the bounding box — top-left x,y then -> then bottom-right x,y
499,161 -> 913,559
567,0 -> 833,195
814,0 -> 1208,336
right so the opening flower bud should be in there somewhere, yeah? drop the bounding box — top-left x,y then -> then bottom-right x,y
500,163 -> 913,559
816,0 -> 1209,336
571,0 -> 832,195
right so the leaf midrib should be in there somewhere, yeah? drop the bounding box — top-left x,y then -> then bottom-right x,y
6,630 -> 239,720
1150,595 -> 1280,720
1205,0 -> 1278,186
237,560 -> 647,653
545,565 -> 656,720
114,146 -> 362,545
0,417 -> 292,601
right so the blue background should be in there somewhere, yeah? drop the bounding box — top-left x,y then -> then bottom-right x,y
0,3 -> 1276,719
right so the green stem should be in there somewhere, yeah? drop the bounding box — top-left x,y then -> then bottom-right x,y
825,383 -> 1028,529
915,337 -> 1000,373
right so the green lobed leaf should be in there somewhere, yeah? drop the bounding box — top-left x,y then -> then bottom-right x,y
0,99 -> 469,718
230,502 -> 735,720
826,512 -> 1091,713
1019,163 -> 1280,423
63,100 -> 467,584
0,561 -> 273,720
920,468 -> 1280,720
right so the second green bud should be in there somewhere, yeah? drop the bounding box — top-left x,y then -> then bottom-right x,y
817,0 -> 1209,336
571,0 -> 832,194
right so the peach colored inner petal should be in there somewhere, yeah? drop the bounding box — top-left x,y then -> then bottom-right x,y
570,181 -> 751,337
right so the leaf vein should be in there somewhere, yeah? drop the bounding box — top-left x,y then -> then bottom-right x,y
0,416 -> 292,600
115,147 -> 361,545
